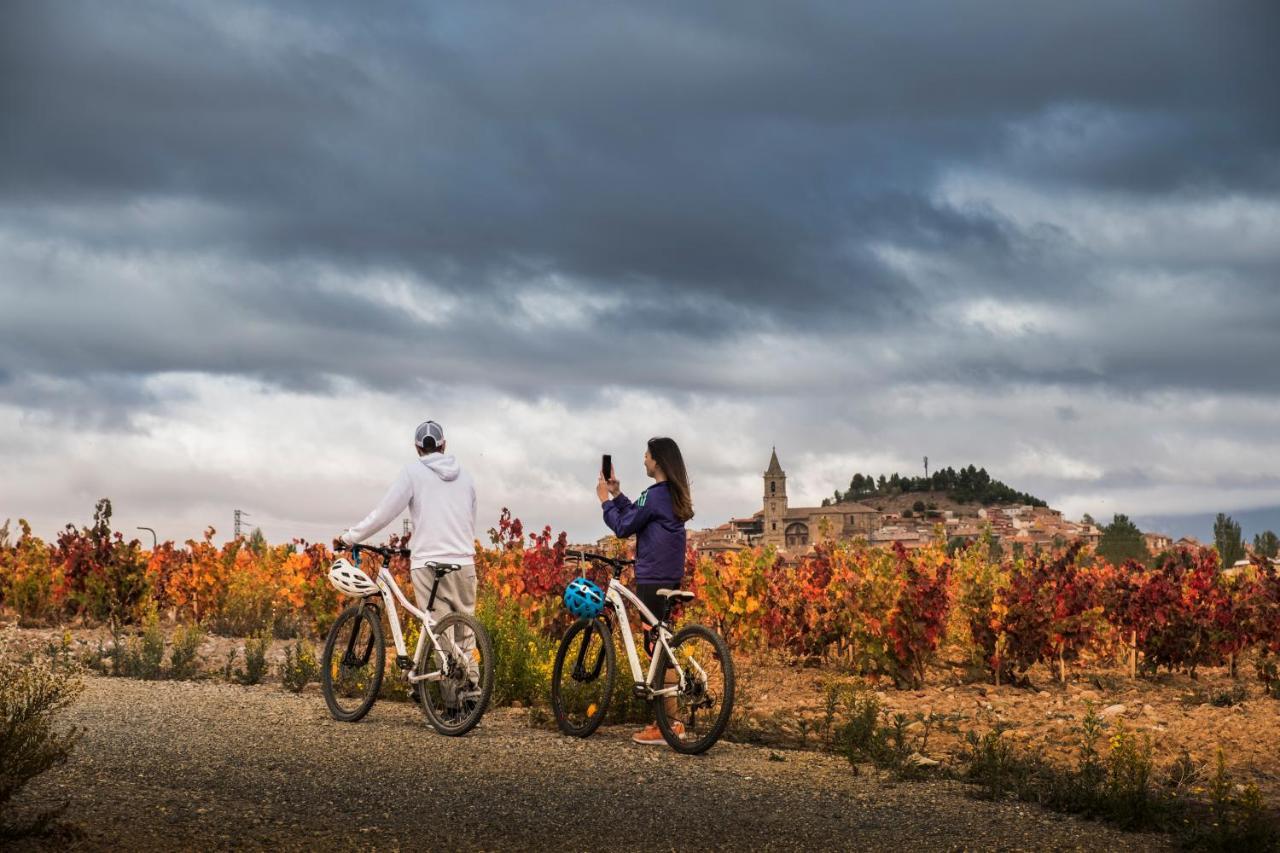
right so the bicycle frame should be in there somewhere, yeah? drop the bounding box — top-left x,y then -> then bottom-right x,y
604,578 -> 703,699
352,552 -> 460,686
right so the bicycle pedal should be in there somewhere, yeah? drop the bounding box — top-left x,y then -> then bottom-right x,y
395,655 -> 414,670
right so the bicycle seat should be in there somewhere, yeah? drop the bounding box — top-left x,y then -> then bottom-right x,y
425,561 -> 464,579
656,589 -> 695,602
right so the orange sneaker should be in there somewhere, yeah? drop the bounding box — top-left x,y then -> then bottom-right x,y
632,721 -> 683,745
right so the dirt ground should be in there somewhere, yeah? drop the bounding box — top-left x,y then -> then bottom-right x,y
9,623 -> 1279,811
731,654 -> 1280,805
6,675 -> 1169,851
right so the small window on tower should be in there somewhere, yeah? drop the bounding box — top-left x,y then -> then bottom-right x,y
770,482 -> 776,495
772,522 -> 776,530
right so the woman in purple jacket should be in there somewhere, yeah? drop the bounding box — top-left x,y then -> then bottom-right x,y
596,436 -> 694,744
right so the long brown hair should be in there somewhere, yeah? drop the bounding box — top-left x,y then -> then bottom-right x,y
648,437 -> 693,523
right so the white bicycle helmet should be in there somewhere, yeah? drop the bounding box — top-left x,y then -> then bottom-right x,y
328,558 -> 379,597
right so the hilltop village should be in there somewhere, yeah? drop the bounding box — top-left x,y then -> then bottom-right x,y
682,449 -> 1182,559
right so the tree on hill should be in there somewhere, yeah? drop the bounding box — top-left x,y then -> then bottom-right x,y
1096,514 -> 1148,566
248,527 -> 268,556
833,464 -> 1045,507
1214,513 -> 1244,567
1255,530 -> 1280,560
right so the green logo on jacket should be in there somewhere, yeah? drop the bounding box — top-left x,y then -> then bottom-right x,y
637,489 -> 649,507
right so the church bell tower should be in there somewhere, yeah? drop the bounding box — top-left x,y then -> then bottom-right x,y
763,447 -> 787,548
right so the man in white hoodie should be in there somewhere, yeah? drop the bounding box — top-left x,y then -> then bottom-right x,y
340,420 -> 478,643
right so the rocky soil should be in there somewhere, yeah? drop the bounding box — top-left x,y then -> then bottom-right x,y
5,675 -> 1170,851
732,657 -> 1280,804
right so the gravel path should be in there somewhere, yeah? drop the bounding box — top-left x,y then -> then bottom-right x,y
10,676 -> 1169,851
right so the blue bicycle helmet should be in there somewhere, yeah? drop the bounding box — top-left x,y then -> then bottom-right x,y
563,577 -> 605,619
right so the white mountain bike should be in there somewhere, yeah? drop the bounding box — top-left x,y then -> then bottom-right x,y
550,551 -> 735,754
323,543 -> 493,736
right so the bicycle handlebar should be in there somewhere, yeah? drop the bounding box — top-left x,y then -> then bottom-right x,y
336,542 -> 410,561
566,549 -> 634,575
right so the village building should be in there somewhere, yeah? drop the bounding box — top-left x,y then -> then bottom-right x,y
756,449 -> 880,551
687,522 -> 749,558
869,525 -> 930,550
685,447 -> 1174,560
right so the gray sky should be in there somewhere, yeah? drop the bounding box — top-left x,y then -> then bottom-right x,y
2,1 -> 1278,546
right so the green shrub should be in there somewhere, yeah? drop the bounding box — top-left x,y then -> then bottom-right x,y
228,631 -> 271,686
831,687 -> 938,774
476,595 -> 553,707
79,638 -> 112,676
962,728 -> 1043,801
725,660 -> 763,743
279,640 -> 319,693
1198,750 -> 1275,851
42,631 -> 77,671
0,630 -> 83,840
839,689 -> 894,766
117,605 -> 165,680
221,648 -> 238,681
1103,725 -> 1154,827
819,680 -> 842,747
957,710 -> 1279,848
167,623 -> 205,681
242,632 -> 270,685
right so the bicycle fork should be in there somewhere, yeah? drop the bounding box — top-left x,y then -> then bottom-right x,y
572,622 -> 609,682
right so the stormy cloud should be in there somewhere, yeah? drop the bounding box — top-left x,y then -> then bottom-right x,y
2,1 -> 1278,542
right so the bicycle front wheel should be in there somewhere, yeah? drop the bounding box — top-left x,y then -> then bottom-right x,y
550,617 -> 616,738
321,602 -> 385,722
654,623 -> 734,754
416,612 -> 494,736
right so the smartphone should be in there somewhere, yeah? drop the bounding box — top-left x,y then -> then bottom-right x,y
601,454 -> 613,481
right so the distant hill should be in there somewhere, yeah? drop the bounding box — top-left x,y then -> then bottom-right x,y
823,465 -> 1047,509
1133,505 -> 1280,546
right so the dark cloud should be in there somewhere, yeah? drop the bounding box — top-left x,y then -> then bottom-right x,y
0,373 -> 182,434
1,0 -> 1278,408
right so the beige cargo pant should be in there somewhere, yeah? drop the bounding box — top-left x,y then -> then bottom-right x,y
411,564 -> 478,708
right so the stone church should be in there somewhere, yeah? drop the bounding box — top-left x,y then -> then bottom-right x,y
735,449 -> 880,551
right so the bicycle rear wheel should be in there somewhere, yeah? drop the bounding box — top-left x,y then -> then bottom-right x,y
415,612 -> 494,736
550,617 -> 616,738
653,623 -> 734,754
321,602 -> 384,722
